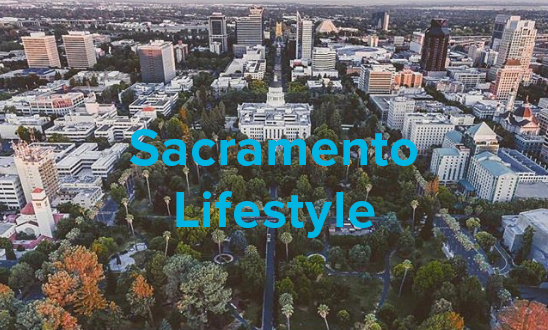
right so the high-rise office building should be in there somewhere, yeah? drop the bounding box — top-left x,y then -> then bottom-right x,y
62,31 -> 97,69
236,5 -> 264,47
296,12 -> 313,61
311,47 -> 336,72
138,40 -> 176,83
420,19 -> 450,72
373,11 -> 390,31
13,141 -> 59,203
208,13 -> 228,54
488,18 -> 536,82
22,32 -> 61,68
491,15 -> 521,51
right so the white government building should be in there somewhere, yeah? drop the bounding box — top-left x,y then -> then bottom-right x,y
238,80 -> 312,141
466,151 -> 518,202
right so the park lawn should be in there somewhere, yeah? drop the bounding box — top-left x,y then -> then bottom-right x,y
385,289 -> 416,319
290,275 -> 383,330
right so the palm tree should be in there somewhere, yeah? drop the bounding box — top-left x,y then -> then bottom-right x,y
365,184 -> 373,201
466,217 -> 481,235
282,304 -> 294,330
212,229 -> 225,255
121,197 -> 129,215
280,232 -> 293,260
345,160 -> 352,182
317,304 -> 330,330
126,214 -> 136,250
182,165 -> 190,194
279,293 -> 293,306
143,170 -> 152,205
411,200 -> 419,232
398,260 -> 413,297
163,231 -> 171,256
212,132 -> 219,155
164,196 -> 171,217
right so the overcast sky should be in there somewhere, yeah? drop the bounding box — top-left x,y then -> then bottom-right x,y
71,0 -> 548,4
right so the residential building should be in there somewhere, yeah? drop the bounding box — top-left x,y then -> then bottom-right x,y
62,31 -> 97,69
208,13 -> 228,54
387,97 -> 416,130
236,5 -> 264,47
466,151 -> 518,202
393,69 -> 423,88
420,19 -> 450,72
21,32 -> 61,68
402,113 -> 455,155
359,64 -> 395,94
410,31 -> 425,54
13,141 -> 60,203
430,145 -> 470,184
238,80 -> 312,141
138,40 -> 176,83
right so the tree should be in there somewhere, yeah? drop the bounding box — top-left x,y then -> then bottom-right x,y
317,304 -> 330,330
0,238 -> 15,260
418,311 -> 464,330
458,276 -> 488,320
239,246 -> 265,296
281,303 -> 294,330
411,200 -> 419,232
177,262 -> 231,329
475,231 -> 497,252
398,260 -> 413,298
349,244 -> 371,269
510,260 -> 547,286
516,226 -> 535,263
121,197 -> 129,215
280,232 -> 293,261
337,310 -> 351,323
143,170 -> 152,205
466,218 -> 481,235
397,229 -> 415,257
229,230 -> 248,255
44,246 -> 107,317
327,246 -> 346,270
174,242 -> 201,259
8,262 -> 34,294
496,300 -> 548,330
163,231 -> 171,257
35,299 -> 79,330
211,229 -> 225,255
413,261 -> 455,299
127,274 -> 155,325
164,196 -> 171,217
91,237 -> 118,265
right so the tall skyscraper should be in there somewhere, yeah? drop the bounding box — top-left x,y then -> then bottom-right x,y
174,41 -> 189,63
296,12 -> 313,61
420,19 -> 450,72
490,60 -> 527,100
138,40 -> 176,83
22,32 -> 61,68
488,18 -> 536,82
13,141 -> 59,203
208,13 -> 228,54
236,5 -> 264,47
491,15 -> 521,51
373,11 -> 390,31
62,31 -> 97,69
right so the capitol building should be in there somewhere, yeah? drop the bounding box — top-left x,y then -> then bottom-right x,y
237,80 -> 312,142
